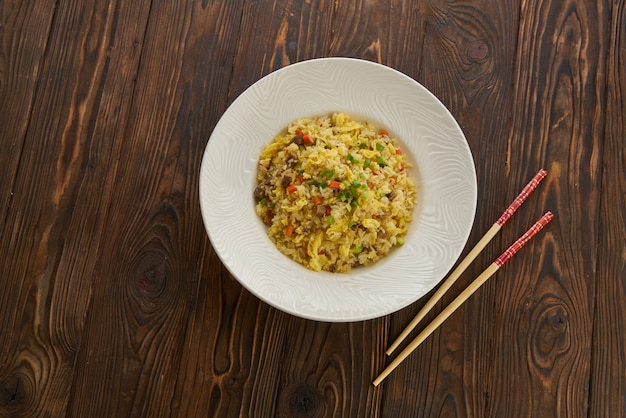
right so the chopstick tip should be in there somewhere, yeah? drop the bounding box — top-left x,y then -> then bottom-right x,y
533,169 -> 547,182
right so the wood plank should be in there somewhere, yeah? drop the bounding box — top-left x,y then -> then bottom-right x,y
589,0 -> 626,416
171,256 -> 291,417
226,0 -> 333,101
0,0 -> 152,416
329,0 -> 425,72
0,0 -> 56,242
274,318 -> 388,418
64,1 -> 247,417
487,0 -> 607,417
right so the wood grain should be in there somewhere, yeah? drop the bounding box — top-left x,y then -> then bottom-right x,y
488,0 -> 606,417
227,0 -> 334,101
0,0 -> 56,242
0,0 -> 148,416
273,318 -> 387,418
590,0 -> 626,416
64,1 -> 248,417
172,253 -> 286,417
329,0 -> 423,70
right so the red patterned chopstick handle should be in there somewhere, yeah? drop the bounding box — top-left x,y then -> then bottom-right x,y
495,211 -> 554,267
496,169 -> 547,226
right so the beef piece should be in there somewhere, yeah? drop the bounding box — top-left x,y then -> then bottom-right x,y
292,134 -> 304,145
286,152 -> 297,163
313,205 -> 327,217
254,186 -> 266,200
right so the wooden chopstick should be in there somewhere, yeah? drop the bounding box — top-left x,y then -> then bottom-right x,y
373,211 -> 554,386
385,169 -> 547,356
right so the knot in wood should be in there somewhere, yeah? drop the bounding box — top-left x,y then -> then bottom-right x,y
467,40 -> 489,61
224,369 -> 248,394
134,249 -> 169,299
1,373 -> 32,415
530,298 -> 571,371
279,383 -> 325,418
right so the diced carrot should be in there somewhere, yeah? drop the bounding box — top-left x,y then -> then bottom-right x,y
313,196 -> 323,205
286,223 -> 294,237
302,133 -> 313,145
329,180 -> 341,189
287,184 -> 298,193
295,128 -> 302,135
325,206 -> 331,216
396,148 -> 402,155
380,129 -> 389,136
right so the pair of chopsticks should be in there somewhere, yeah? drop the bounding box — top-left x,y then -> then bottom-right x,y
373,169 -> 552,386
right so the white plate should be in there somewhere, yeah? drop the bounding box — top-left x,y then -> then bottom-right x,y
199,58 -> 477,322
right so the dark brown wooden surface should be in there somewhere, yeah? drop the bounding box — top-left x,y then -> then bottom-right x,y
0,0 -> 623,417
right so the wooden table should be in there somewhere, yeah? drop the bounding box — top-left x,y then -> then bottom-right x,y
1,1 -> 624,417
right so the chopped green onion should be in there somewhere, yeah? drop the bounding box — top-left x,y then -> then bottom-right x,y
359,142 -> 368,149
377,157 -> 386,167
376,143 -> 385,151
353,245 -> 363,254
351,181 -> 361,188
347,153 -> 358,164
327,215 -> 335,225
260,197 -> 268,206
364,158 -> 371,168
349,220 -> 356,227
320,168 -> 336,179
359,172 -> 365,179
318,181 -> 328,189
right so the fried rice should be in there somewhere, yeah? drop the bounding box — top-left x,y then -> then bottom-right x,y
254,112 -> 417,273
